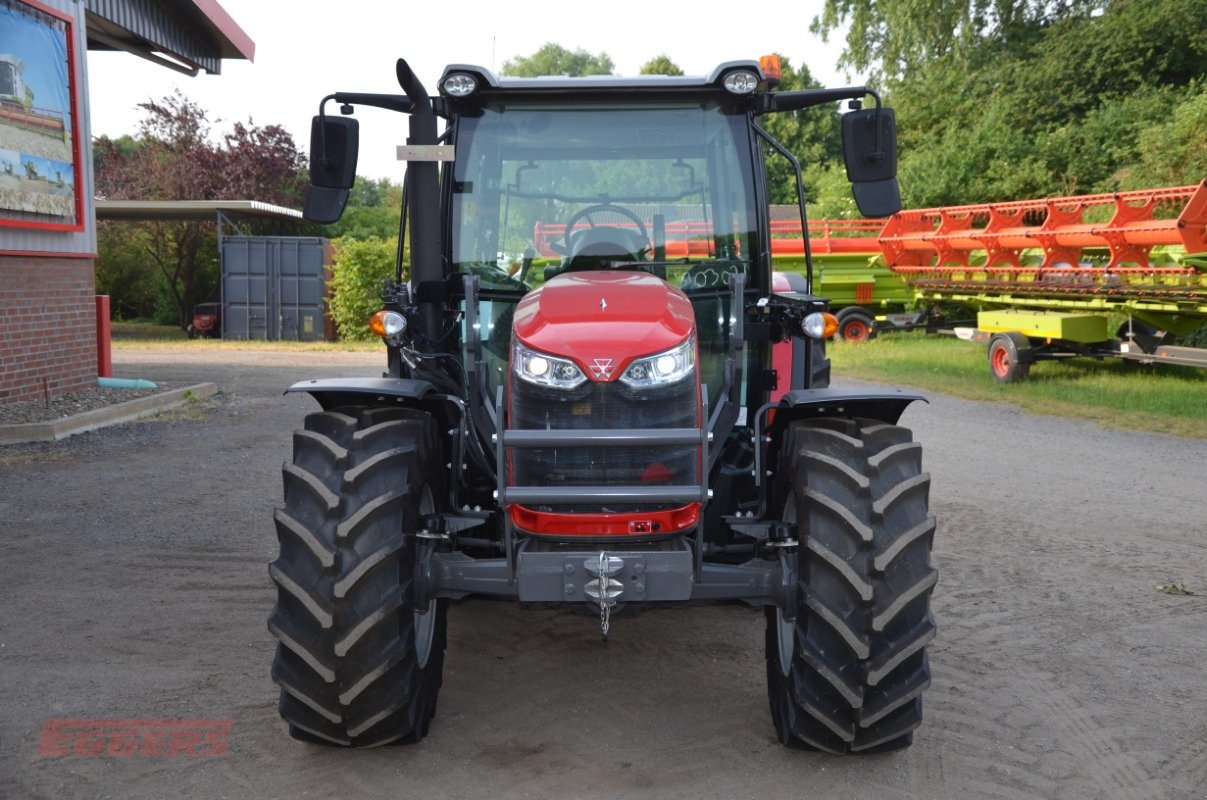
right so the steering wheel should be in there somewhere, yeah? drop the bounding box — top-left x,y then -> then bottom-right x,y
560,203 -> 650,258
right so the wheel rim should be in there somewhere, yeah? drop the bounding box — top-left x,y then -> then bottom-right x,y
776,493 -> 798,675
843,320 -> 869,342
991,345 -> 1011,378
414,485 -> 437,670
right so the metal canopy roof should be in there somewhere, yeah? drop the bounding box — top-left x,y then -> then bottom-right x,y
96,200 -> 302,221
85,0 -> 254,76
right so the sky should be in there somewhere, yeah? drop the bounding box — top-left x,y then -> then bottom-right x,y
84,0 -> 862,184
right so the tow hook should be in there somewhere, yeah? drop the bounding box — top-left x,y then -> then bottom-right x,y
584,551 -> 624,638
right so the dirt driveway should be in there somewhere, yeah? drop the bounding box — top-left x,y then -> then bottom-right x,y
1,346 -> 1204,800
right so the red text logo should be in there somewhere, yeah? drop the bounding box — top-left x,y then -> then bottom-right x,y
38,718 -> 233,757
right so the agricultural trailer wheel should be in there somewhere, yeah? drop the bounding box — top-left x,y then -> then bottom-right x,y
987,332 -> 1033,383
766,417 -> 936,753
268,406 -> 447,747
836,308 -> 877,343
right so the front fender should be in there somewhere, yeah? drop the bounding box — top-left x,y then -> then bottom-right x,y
285,377 -> 435,411
777,388 -> 926,425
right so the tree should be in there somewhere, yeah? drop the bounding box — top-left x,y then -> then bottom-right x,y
501,43 -> 614,77
1125,83 -> 1207,189
222,120 -> 307,207
640,55 -> 683,76
94,91 -> 307,328
328,175 -> 405,240
810,0 -> 1097,81
811,0 -> 1207,206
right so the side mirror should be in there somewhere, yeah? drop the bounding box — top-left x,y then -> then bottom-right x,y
842,107 -> 901,218
303,115 -> 359,224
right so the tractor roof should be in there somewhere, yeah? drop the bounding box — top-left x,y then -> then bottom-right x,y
438,61 -> 767,95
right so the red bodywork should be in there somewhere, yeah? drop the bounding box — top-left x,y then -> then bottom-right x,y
192,302 -> 221,337
509,271 -> 701,536
512,271 -> 695,379
769,272 -> 796,405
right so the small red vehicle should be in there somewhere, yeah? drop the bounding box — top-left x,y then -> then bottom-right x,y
187,300 -> 220,339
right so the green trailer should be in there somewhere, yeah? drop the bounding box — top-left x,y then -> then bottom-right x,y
768,212 -> 932,341
876,184 -> 1207,381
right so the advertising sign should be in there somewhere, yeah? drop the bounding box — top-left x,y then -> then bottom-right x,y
0,0 -> 82,230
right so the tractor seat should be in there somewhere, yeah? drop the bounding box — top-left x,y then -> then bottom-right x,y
562,226 -> 647,272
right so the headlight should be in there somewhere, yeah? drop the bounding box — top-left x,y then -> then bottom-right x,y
722,70 -> 759,94
513,342 -> 586,389
620,338 -> 695,388
441,72 -> 477,97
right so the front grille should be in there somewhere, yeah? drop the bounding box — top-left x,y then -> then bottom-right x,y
509,375 -> 699,512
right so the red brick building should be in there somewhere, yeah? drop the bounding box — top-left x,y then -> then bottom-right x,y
0,0 -> 252,403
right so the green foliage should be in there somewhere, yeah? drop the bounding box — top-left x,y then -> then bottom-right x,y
1125,84 -> 1207,189
327,205 -> 401,240
347,176 -> 398,208
95,223 -> 159,320
801,165 -> 861,218
817,0 -> 1207,207
811,0 -> 1097,81
325,175 -> 404,240
327,237 -> 399,340
640,55 -> 683,76
502,43 -> 614,77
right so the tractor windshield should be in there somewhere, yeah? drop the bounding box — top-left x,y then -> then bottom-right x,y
450,102 -> 758,294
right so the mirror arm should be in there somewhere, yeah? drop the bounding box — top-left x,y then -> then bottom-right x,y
759,85 -> 871,113
327,92 -> 414,115
313,92 -> 414,176
761,86 -> 887,168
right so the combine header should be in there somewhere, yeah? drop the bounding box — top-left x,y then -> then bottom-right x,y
875,182 -> 1207,381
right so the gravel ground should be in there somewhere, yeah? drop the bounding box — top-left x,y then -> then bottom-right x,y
0,345 -> 1204,800
0,383 -> 185,425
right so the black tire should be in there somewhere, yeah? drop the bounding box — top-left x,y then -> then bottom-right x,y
186,324 -> 196,340
988,332 -> 1031,383
836,308 -> 876,343
766,417 -> 936,753
268,406 -> 447,747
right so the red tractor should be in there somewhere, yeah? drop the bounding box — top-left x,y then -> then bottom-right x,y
269,58 -> 936,753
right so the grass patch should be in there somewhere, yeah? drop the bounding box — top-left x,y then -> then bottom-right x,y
114,338 -> 381,353
830,332 -> 1207,438
109,321 -> 378,352
111,321 -> 186,341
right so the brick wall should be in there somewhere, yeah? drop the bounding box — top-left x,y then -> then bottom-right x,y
0,256 -> 98,403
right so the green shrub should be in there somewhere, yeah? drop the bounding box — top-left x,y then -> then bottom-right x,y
328,236 -> 400,341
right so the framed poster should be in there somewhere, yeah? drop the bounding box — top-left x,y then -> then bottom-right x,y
0,0 -> 83,231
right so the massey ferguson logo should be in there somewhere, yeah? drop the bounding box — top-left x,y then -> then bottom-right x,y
589,358 -> 614,379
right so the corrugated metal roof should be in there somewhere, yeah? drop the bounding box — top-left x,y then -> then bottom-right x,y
84,0 -> 253,75
96,200 -> 303,221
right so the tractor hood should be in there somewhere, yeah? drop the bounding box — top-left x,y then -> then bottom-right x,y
512,271 -> 696,382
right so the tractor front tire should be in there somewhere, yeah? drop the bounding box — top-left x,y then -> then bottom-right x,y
268,406 -> 447,747
766,417 -> 936,753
